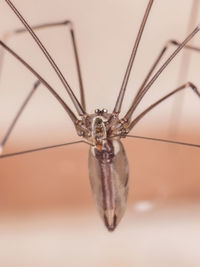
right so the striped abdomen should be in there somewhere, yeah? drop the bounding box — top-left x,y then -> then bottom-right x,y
88,139 -> 129,231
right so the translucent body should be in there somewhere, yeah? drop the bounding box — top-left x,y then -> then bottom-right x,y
88,139 -> 129,231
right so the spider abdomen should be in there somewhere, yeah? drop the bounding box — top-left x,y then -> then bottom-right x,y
88,139 -> 129,231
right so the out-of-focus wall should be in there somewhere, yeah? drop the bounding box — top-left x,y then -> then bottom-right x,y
0,0 -> 199,212
0,1 -> 200,267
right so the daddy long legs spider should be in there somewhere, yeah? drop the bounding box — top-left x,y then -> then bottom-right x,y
0,0 -> 200,231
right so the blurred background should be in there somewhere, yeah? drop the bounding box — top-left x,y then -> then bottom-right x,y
0,0 -> 200,266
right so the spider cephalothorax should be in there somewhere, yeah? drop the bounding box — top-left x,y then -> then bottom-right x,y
75,109 -> 129,147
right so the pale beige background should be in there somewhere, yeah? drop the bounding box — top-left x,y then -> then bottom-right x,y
0,0 -> 200,145
0,0 -> 200,266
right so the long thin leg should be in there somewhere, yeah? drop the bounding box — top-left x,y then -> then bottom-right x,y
124,40 -> 200,120
122,25 -> 200,122
0,40 -> 78,125
0,140 -> 92,159
125,134 -> 200,149
10,20 -> 86,110
127,82 -> 200,132
170,0 -> 200,134
113,0 -> 154,114
0,33 -> 10,83
0,80 -> 41,154
5,0 -> 85,116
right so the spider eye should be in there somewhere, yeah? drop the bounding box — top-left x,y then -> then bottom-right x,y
95,109 -> 100,114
